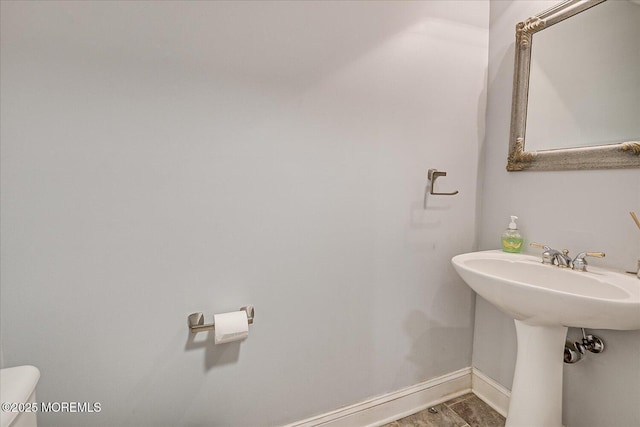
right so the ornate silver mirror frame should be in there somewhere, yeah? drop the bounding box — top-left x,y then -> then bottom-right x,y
507,0 -> 640,171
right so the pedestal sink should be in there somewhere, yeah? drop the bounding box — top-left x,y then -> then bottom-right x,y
451,250 -> 640,427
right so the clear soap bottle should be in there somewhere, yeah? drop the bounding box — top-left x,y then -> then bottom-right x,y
502,215 -> 523,253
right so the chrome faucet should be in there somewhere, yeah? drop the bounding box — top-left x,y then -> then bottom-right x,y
552,249 -> 572,268
571,252 -> 606,272
530,243 -> 571,267
530,243 -> 605,272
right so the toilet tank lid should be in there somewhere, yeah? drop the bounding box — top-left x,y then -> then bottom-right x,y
0,365 -> 40,427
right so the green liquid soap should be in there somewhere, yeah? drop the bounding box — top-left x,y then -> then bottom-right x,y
501,215 -> 523,253
502,235 -> 523,253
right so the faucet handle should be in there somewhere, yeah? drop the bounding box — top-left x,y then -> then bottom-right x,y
530,242 -> 550,250
572,252 -> 605,272
584,252 -> 605,258
530,242 -> 554,264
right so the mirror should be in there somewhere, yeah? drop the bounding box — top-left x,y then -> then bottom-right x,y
507,0 -> 640,171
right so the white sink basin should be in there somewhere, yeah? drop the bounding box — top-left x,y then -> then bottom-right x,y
451,250 -> 640,427
452,250 -> 640,329
0,365 -> 40,427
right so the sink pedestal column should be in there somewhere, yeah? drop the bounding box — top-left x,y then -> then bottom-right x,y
506,320 -> 567,427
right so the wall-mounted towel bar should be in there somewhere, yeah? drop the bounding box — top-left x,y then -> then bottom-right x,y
424,168 -> 459,209
188,305 -> 255,333
427,169 -> 459,196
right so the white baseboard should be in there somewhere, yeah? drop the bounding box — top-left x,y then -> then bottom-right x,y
283,367 -> 512,427
471,367 -> 511,417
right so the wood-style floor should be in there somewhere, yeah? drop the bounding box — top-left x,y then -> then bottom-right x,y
383,393 -> 505,427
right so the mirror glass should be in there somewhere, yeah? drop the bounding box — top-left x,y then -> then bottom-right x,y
525,0 -> 640,151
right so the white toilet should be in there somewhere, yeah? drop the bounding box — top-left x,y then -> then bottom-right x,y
0,366 -> 40,427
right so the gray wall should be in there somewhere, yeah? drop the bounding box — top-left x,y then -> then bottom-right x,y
0,1 -> 488,426
476,1 -> 640,426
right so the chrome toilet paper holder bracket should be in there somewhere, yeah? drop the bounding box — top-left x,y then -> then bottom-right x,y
188,305 -> 255,334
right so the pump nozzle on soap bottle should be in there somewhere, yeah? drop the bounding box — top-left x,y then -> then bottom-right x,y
502,215 -> 523,253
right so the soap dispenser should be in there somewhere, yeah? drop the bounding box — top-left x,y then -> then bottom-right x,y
502,215 -> 523,253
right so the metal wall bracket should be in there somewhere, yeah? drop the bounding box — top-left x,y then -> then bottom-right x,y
427,169 -> 459,196
188,305 -> 255,334
424,168 -> 459,209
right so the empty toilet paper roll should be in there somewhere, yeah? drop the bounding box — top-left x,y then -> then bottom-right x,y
214,311 -> 249,344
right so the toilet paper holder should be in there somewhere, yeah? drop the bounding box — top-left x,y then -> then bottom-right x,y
188,305 -> 255,334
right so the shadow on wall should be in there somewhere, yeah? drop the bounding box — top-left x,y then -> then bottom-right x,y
116,327 -> 246,426
185,331 -> 242,370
